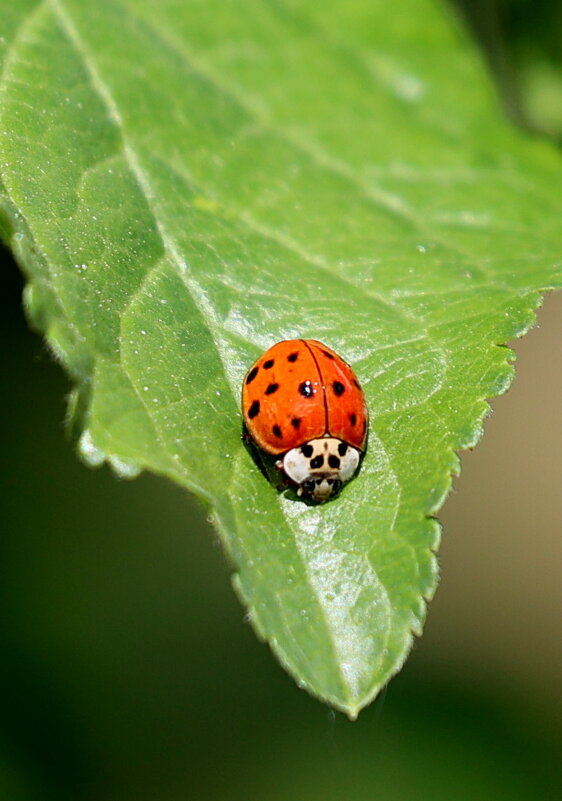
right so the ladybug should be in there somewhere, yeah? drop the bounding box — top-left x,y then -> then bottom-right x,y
242,339 -> 368,502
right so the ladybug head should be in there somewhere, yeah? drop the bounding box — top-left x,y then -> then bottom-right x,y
281,437 -> 361,503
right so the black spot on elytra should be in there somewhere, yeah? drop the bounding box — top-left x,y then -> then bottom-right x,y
272,424 -> 282,438
299,381 -> 314,398
301,443 -> 314,458
245,366 -> 259,384
328,454 -> 340,469
263,358 -> 274,369
265,383 -> 279,395
248,400 -> 260,419
349,413 -> 357,427
291,417 -> 301,429
310,454 -> 324,469
322,350 -> 335,359
333,381 -> 345,396
338,442 -> 348,456
287,352 -> 299,362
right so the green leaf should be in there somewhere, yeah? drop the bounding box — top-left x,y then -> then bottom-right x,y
1,0 -> 561,717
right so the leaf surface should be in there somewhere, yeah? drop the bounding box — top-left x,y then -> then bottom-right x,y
1,0 -> 561,716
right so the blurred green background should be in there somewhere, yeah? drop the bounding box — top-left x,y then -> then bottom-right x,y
3,2 -> 562,798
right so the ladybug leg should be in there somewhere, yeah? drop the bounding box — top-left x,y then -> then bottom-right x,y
240,426 -> 253,444
275,475 -> 291,492
271,458 -> 287,490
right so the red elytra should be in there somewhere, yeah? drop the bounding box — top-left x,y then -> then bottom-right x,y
242,339 -> 368,456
